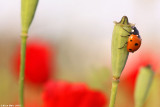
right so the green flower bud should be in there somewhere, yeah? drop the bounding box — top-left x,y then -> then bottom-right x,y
21,0 -> 39,34
111,16 -> 133,79
134,65 -> 154,107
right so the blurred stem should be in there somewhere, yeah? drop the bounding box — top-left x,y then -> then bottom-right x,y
109,78 -> 119,107
19,34 -> 27,107
135,105 -> 142,107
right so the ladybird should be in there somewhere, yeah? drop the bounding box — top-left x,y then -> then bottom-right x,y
120,26 -> 142,53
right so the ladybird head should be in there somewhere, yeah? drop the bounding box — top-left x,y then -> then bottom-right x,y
131,26 -> 141,39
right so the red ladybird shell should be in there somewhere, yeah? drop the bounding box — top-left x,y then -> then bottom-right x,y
127,34 -> 141,52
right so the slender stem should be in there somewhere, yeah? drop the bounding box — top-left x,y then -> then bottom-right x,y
135,104 -> 142,107
109,79 -> 119,107
135,100 -> 144,107
19,35 -> 27,107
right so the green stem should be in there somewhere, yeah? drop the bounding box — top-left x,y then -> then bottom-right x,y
109,79 -> 119,107
19,35 -> 27,107
135,104 -> 142,107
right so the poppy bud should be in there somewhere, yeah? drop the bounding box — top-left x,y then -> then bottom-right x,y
109,16 -> 133,107
111,16 -> 133,79
134,65 -> 154,107
21,0 -> 39,34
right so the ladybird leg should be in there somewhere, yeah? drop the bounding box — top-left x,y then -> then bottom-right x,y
118,42 -> 128,49
120,35 -> 130,37
121,27 -> 132,34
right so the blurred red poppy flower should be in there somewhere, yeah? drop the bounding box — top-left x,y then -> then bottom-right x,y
120,50 -> 159,95
13,39 -> 55,85
42,80 -> 108,107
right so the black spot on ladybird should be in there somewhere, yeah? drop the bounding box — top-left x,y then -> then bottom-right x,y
135,43 -> 138,46
129,49 -> 132,51
130,40 -> 132,42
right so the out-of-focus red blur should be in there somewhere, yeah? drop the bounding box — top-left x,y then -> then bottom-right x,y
12,39 -> 56,85
42,80 -> 108,107
116,50 -> 160,106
